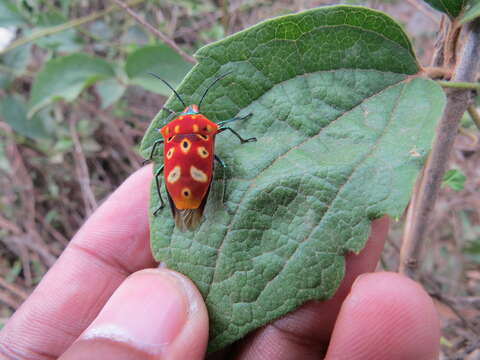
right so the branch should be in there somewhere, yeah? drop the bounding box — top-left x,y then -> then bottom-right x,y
0,0 -> 145,55
467,105 -> 480,130
399,20 -> 480,279
437,80 -> 480,89
111,0 -> 197,64
424,66 -> 452,79
69,114 -> 98,216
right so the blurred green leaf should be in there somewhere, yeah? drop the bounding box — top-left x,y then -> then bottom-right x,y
0,94 -> 51,139
0,72 -> 13,89
5,260 -> 22,283
0,141 -> 12,174
34,10 -> 83,52
461,109 -> 475,128
32,259 -> 46,285
125,44 -> 193,96
121,25 -> 148,46
0,0 -> 26,26
464,240 -> 480,263
1,44 -> 31,75
28,53 -> 115,117
96,78 -> 126,109
88,20 -> 114,41
53,137 -> 74,152
460,1 -> 480,24
45,209 -> 59,223
59,0 -> 73,15
442,169 -> 466,191
422,0 -> 467,18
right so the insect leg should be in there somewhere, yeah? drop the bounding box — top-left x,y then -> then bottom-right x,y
214,155 -> 227,203
163,107 -> 176,115
153,165 -> 165,216
163,109 -> 179,123
217,126 -> 257,144
143,139 -> 164,165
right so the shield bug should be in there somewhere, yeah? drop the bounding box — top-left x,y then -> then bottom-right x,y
145,73 -> 256,231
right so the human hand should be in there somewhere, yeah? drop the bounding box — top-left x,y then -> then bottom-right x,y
0,166 -> 440,359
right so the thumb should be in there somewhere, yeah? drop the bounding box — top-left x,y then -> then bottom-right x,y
60,268 -> 209,360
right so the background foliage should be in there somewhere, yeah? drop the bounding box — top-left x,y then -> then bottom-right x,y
0,0 -> 479,358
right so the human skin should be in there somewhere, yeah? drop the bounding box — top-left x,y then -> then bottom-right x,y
0,166 -> 440,359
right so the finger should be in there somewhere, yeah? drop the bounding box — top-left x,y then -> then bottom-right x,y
60,269 -> 209,360
234,216 -> 390,359
0,166 -> 155,359
325,272 -> 440,360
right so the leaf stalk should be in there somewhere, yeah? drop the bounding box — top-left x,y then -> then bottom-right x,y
437,80 -> 480,89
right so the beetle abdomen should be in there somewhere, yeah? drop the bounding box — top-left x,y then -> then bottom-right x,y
163,134 -> 215,210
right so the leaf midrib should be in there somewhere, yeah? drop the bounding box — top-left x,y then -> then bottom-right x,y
208,78 -> 409,345
203,75 -> 411,301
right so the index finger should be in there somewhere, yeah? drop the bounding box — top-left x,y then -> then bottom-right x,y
0,165 -> 156,359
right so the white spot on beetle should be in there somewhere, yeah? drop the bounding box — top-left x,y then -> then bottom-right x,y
190,166 -> 208,183
167,166 -> 181,184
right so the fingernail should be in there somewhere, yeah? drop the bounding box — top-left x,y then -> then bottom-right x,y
81,270 -> 189,351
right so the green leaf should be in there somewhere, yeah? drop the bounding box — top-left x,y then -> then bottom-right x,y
422,0 -> 467,18
0,0 -> 26,26
96,78 -> 126,109
125,44 -> 193,96
0,73 -> 13,89
28,53 -> 115,117
141,5 -> 444,351
1,44 -> 31,75
460,0 -> 480,24
0,141 -> 12,174
34,10 -> 83,52
464,243 -> 480,263
442,169 -> 466,191
0,94 -> 51,140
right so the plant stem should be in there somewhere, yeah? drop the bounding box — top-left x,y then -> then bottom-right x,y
111,0 -> 197,64
437,80 -> 480,89
399,20 -> 480,279
424,66 -> 452,79
467,105 -> 480,130
0,0 -> 145,55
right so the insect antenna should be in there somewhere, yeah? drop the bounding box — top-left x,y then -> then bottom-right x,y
148,72 -> 186,108
198,71 -> 233,112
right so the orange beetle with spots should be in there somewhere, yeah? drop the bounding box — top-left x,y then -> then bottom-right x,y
145,73 -> 256,231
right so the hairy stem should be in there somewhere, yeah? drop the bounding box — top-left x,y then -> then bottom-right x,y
400,20 -> 480,279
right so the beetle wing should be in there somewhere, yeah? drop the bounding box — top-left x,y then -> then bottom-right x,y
166,184 -> 211,231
